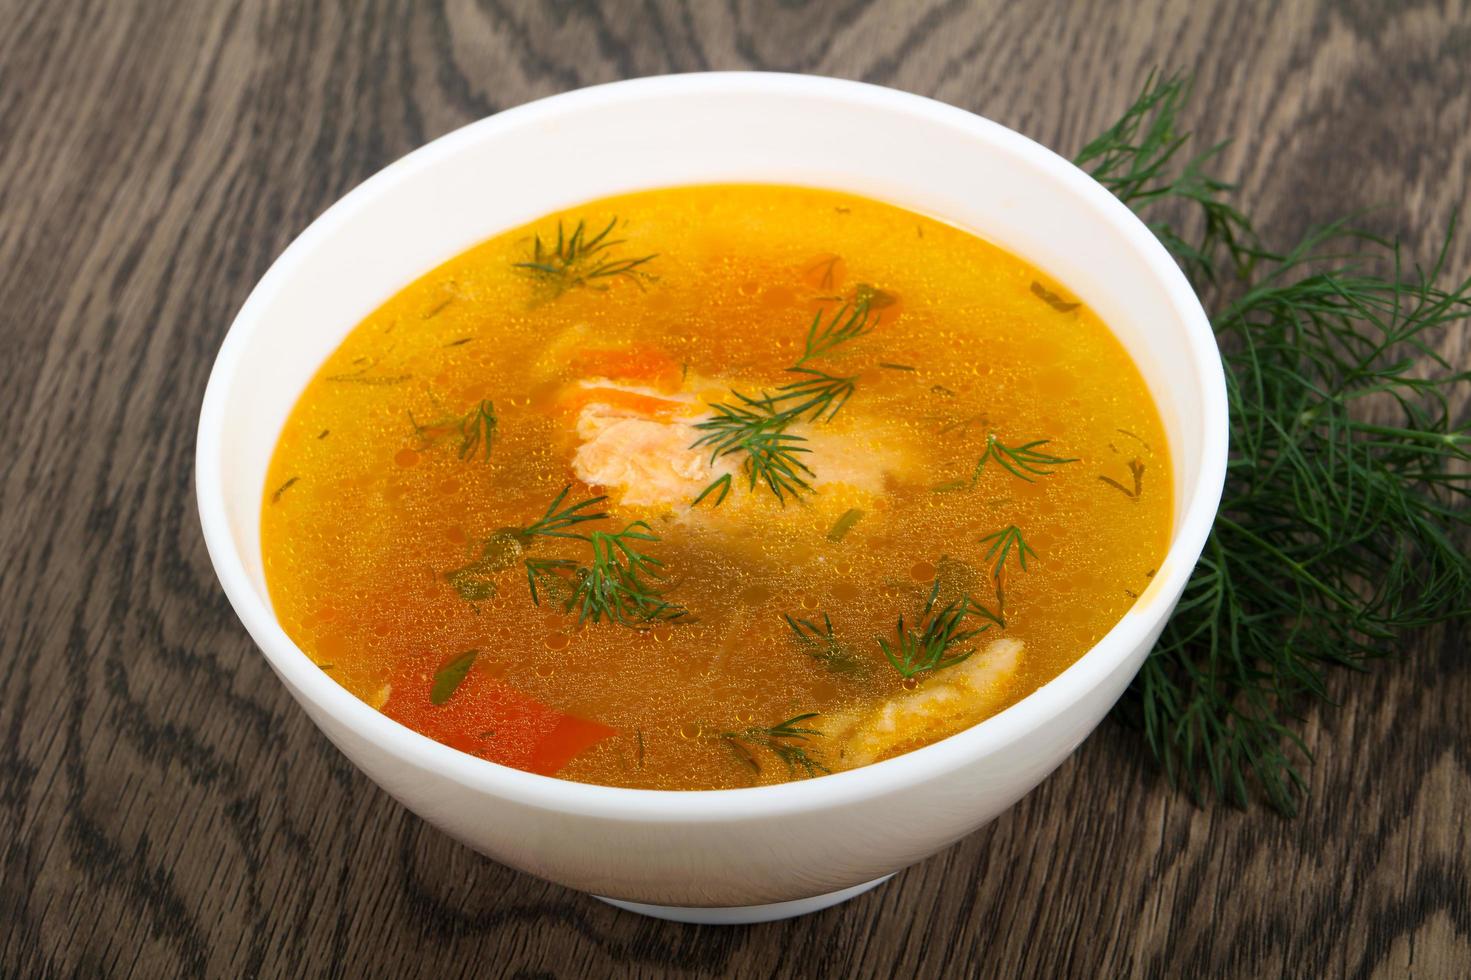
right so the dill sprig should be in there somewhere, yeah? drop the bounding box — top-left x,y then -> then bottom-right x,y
795,289 -> 881,366
767,367 -> 858,423
721,713 -> 830,778
411,399 -> 498,462
445,487 -> 605,600
447,487 -> 684,626
877,580 -> 986,680
785,612 -> 866,675
1083,71 -> 1471,814
563,522 -> 686,626
690,397 -> 814,505
691,285 -> 882,506
978,525 -> 1036,580
972,433 -> 1078,484
521,485 -> 608,540
513,217 -> 656,295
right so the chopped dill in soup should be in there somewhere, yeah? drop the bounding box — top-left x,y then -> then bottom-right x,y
260,184 -> 1171,789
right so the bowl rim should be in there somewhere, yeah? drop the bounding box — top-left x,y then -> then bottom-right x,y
196,70 -> 1227,822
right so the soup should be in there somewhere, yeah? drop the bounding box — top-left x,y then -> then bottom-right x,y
260,184 -> 1171,790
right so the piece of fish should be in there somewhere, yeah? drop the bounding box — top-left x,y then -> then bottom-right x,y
563,374 -> 916,509
827,636 -> 1025,769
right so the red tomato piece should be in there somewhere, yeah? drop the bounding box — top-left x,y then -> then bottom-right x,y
382,656 -> 614,776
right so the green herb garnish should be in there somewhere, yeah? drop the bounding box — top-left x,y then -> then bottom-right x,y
447,488 -> 684,627
561,522 -> 686,626
270,476 -> 299,503
721,713 -> 829,778
445,487 -> 606,603
1099,458 -> 1145,498
877,580 -> 987,680
795,290 -> 881,366
1081,71 -> 1471,814
971,433 -> 1078,484
691,397 -> 814,506
1030,281 -> 1081,312
521,485 -> 609,540
411,399 -> 497,462
977,525 -> 1037,581
692,285 -> 884,506
513,217 -> 656,295
785,612 -> 865,675
826,508 -> 865,542
430,650 -> 478,705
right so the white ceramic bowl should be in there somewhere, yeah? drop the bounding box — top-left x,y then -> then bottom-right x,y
196,72 -> 1227,923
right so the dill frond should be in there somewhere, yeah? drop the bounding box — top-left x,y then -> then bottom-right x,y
565,522 -> 686,626
521,485 -> 608,540
513,217 -> 656,296
1084,71 -> 1471,814
721,713 -> 829,778
977,525 -> 1037,580
877,580 -> 987,680
795,289 -> 881,366
411,399 -> 498,462
446,487 -> 683,628
690,283 -> 885,506
785,612 -> 866,675
768,367 -> 859,423
971,433 -> 1079,484
690,396 -> 814,506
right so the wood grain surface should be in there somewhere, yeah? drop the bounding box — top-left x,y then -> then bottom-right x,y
2,1 -> 1468,976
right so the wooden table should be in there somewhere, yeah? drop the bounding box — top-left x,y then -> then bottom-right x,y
3,2 -> 1468,976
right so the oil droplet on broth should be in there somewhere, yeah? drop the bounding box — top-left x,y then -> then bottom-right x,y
651,625 -> 674,643
545,632 -> 570,651
394,449 -> 419,468
910,561 -> 937,584
741,584 -> 771,605
678,721 -> 702,740
900,677 -> 919,691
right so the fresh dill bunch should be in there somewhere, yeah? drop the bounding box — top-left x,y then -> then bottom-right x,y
878,580 -> 987,680
784,612 -> 866,675
1074,71 -> 1270,288
513,217 -> 656,295
1082,71 -> 1471,814
721,713 -> 830,778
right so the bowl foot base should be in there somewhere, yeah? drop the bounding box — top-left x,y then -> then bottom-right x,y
595,874 -> 895,924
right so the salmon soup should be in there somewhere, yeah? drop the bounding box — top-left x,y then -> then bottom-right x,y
260,184 -> 1171,789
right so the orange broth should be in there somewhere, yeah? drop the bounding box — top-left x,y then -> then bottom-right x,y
260,184 -> 1171,789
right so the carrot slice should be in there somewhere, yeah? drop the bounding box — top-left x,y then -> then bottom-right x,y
382,655 -> 614,776
559,386 -> 689,420
570,346 -> 682,390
